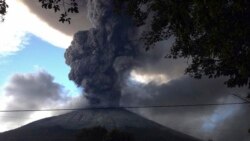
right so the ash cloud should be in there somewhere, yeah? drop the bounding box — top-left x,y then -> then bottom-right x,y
122,76 -> 249,140
65,0 -> 138,106
63,0 -> 249,140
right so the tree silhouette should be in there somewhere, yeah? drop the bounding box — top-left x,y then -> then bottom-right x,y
116,0 -> 250,88
0,0 -> 8,21
247,93 -> 250,99
0,0 -> 78,23
36,0 -> 250,88
77,126 -> 108,141
1,0 -> 250,88
38,0 -> 79,24
76,126 -> 134,141
105,129 -> 134,141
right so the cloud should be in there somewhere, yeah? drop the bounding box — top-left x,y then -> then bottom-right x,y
61,0 -> 249,140
21,0 -> 91,36
0,0 -> 73,57
64,0 -> 139,106
213,105 -> 250,141
4,0 -> 246,140
0,71 -> 87,132
129,70 -> 170,85
121,40 -> 249,139
122,75 -> 249,140
0,0 -> 28,57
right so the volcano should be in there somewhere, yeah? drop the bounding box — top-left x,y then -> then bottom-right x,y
0,109 -> 202,141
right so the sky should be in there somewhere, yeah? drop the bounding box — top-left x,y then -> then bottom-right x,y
0,0 -> 84,131
0,0 -> 249,141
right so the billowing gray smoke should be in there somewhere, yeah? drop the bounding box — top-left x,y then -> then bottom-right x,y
65,0 -> 137,106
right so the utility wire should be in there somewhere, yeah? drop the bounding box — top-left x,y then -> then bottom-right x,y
232,94 -> 250,103
0,102 -> 249,113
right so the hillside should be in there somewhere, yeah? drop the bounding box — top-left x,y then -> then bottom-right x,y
0,108 -> 202,141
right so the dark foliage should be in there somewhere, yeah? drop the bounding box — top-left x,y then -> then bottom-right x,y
117,0 -> 250,88
77,126 -> 134,141
77,126 -> 108,141
105,129 -> 134,141
38,0 -> 79,24
0,0 -> 8,21
1,0 -> 250,88
247,93 -> 250,99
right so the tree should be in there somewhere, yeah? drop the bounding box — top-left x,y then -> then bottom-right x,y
105,129 -> 134,141
0,0 -> 79,23
116,0 -> 250,88
77,126 -> 108,141
38,0 -> 79,24
35,0 -> 250,89
0,0 -> 8,21
76,126 -> 134,141
1,0 -> 250,88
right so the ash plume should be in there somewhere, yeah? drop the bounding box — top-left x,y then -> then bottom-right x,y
65,0 -> 137,106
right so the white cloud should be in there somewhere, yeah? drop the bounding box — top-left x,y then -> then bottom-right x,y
129,70 -> 170,85
0,71 -> 87,132
0,0 -> 72,56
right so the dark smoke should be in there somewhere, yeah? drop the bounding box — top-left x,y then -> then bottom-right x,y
65,0 -> 137,106
62,0 -> 249,140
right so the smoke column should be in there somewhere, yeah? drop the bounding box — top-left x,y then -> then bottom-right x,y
65,0 -> 137,106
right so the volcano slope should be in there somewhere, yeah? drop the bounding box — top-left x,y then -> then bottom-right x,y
0,108 -> 202,141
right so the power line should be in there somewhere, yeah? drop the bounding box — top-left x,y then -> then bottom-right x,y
0,115 -> 47,119
232,94 -> 250,103
0,102 -> 249,113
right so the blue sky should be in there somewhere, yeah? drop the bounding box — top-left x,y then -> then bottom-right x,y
0,0 -> 85,132
0,1 -> 249,140
0,34 -> 79,96
0,0 -> 77,96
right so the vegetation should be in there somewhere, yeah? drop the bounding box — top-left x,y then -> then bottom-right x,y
247,93 -> 250,99
76,126 -> 134,141
116,0 -> 250,88
38,0 -> 79,24
0,0 -> 8,21
1,0 -> 250,88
